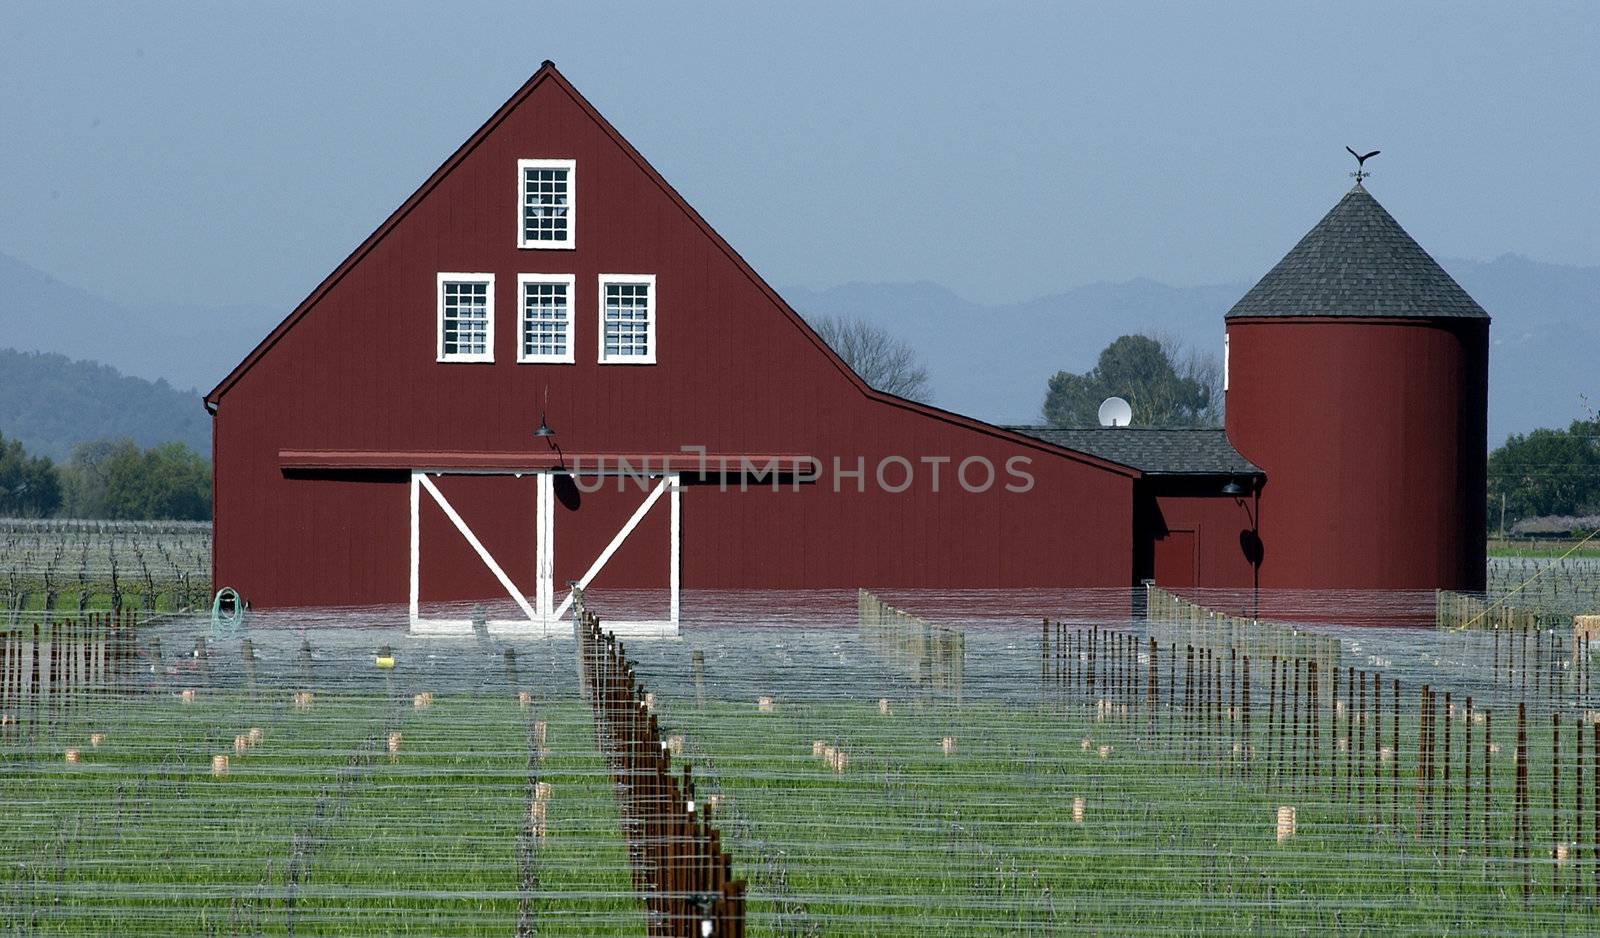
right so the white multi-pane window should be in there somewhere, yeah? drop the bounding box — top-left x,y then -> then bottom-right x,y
437,273 -> 494,362
598,275 -> 656,364
518,159 -> 575,249
517,273 -> 575,364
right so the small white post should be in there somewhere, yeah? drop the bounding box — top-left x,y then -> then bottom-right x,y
536,473 -> 554,618
669,472 -> 681,627
408,471 -> 420,625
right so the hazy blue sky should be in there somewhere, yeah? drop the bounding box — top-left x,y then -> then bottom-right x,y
2,1 -> 1596,310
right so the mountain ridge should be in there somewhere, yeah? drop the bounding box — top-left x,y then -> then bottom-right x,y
0,348 -> 209,461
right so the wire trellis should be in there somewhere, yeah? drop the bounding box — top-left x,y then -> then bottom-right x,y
0,519 -> 211,619
2,557 -> 1600,933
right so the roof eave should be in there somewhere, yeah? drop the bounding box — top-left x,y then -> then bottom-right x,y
1225,312 -> 1490,324
1139,469 -> 1265,479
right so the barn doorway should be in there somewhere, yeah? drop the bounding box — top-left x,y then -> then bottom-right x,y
407,469 -> 680,634
1153,527 -> 1200,589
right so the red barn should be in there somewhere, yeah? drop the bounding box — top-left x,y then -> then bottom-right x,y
206,63 -> 1484,623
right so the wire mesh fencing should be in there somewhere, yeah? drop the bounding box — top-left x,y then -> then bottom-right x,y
0,613 -> 648,935
7,581 -> 1600,935
1438,587 -> 1577,632
2,610 -> 140,723
597,586 -> 1600,936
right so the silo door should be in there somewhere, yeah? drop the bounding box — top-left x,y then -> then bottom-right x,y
1154,528 -> 1199,589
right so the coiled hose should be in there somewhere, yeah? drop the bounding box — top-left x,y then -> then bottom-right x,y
210,587 -> 245,635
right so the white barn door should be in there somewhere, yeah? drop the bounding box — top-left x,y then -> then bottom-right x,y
408,470 -> 679,634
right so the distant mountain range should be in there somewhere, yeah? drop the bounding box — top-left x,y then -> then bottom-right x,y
0,348 -> 208,460
0,250 -> 1592,458
782,254 -> 1599,446
0,252 -> 272,396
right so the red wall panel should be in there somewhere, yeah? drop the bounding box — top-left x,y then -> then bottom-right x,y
552,477 -> 671,591
417,474 -> 537,604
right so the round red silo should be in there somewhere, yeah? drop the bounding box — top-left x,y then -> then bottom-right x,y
1226,316 -> 1488,591
1222,184 -> 1489,593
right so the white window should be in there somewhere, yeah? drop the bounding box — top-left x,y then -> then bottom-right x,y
517,273 -> 575,364
598,274 -> 656,364
437,273 -> 494,362
518,159 -> 575,249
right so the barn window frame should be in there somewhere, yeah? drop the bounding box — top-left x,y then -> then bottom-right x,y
597,274 -> 657,365
436,272 -> 496,363
517,273 -> 576,364
517,158 -> 576,250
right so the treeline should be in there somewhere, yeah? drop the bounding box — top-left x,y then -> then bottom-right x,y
1487,417 -> 1600,530
0,431 -> 210,520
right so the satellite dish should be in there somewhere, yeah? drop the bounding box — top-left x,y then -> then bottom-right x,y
1098,396 -> 1132,428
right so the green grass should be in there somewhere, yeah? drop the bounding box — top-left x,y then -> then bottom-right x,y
1488,538 -> 1600,559
0,689 -> 640,935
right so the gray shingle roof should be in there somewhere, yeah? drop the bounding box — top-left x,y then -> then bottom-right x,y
1008,426 -> 1263,477
1226,184 -> 1489,320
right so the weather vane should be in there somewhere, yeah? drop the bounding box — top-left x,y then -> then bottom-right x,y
1345,146 -> 1379,184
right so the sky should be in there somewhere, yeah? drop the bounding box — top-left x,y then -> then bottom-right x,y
1,1 -> 1596,311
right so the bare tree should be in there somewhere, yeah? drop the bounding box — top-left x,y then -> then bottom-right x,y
808,315 -> 933,403
1152,331 -> 1224,426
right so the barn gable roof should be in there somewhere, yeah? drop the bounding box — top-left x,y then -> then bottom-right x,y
205,63 -> 1138,478
1226,184 -> 1489,320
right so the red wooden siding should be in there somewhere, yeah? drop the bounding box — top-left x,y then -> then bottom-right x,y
417,474 -> 538,604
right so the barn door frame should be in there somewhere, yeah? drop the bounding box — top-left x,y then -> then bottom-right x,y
407,469 -> 680,634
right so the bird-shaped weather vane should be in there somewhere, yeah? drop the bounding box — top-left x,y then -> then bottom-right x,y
1346,146 -> 1379,184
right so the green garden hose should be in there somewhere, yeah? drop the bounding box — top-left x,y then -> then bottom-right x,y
210,587 -> 245,634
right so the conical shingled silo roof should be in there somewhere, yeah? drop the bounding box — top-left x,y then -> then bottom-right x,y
1226,184 -> 1489,319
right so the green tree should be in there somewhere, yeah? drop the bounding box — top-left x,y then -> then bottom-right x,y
0,431 -> 62,517
61,438 -> 211,520
1487,417 -> 1600,526
1043,334 -> 1220,427
61,438 -> 138,518
127,441 -> 211,520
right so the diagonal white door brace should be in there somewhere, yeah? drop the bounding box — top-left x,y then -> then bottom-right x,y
553,476 -> 670,621
418,473 -> 539,623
